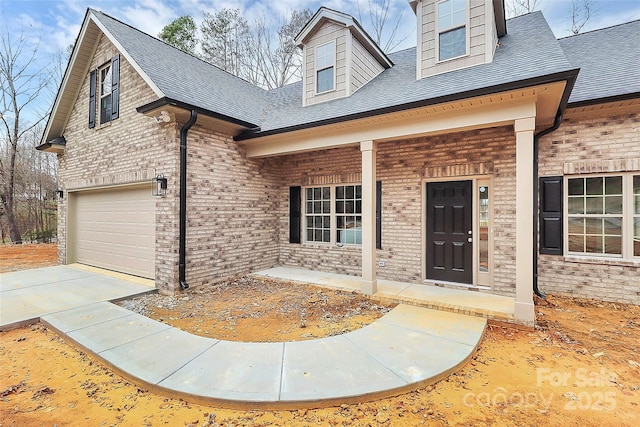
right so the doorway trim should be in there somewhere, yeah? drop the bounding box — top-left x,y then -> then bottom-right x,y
422,175 -> 494,289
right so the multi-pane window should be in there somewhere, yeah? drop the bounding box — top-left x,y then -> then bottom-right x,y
305,185 -> 362,245
438,0 -> 467,61
567,174 -> 639,258
100,63 -> 113,124
316,42 -> 335,93
336,185 -> 362,244
305,187 -> 331,242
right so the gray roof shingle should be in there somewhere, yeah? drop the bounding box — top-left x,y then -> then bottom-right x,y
558,19 -> 640,105
92,10 -> 635,137
92,10 -> 268,126
250,12 -> 574,136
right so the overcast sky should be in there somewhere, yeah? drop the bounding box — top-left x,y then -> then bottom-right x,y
2,0 -> 640,58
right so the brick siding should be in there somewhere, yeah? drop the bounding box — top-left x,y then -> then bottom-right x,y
537,107 -> 640,304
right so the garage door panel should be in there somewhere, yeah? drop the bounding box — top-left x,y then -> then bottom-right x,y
72,187 -> 155,279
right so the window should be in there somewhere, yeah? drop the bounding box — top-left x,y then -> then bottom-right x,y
100,63 -> 113,124
316,42 -> 335,93
437,0 -> 467,61
89,55 -> 119,129
305,185 -> 362,245
567,173 -> 639,258
336,185 -> 362,244
305,187 -> 331,243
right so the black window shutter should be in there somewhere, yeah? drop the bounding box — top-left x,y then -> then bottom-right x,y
539,176 -> 563,255
289,186 -> 301,244
110,54 -> 120,120
376,181 -> 382,249
88,69 -> 96,128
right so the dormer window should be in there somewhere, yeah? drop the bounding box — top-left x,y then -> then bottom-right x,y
437,0 -> 467,61
316,42 -> 335,93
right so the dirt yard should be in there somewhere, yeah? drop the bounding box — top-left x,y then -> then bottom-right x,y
1,245 -> 639,426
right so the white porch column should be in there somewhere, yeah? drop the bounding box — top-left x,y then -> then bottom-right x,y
514,117 -> 536,326
361,140 -> 377,295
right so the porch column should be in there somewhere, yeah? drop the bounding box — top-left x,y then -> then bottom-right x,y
514,117 -> 536,326
361,140 -> 377,295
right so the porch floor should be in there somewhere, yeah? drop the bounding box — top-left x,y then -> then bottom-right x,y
254,267 -> 516,324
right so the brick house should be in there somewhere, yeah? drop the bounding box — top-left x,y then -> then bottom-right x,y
38,1 -> 639,326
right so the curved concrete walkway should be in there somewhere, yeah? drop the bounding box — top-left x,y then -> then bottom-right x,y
42,301 -> 486,409
2,266 -> 487,409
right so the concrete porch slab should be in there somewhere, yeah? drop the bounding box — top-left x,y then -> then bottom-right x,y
254,267 -> 515,323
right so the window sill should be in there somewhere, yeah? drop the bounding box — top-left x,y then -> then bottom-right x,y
563,255 -> 640,268
301,242 -> 362,251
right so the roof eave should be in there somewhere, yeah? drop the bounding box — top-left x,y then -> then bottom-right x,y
567,92 -> 640,109
235,68 -> 580,142
136,97 -> 260,129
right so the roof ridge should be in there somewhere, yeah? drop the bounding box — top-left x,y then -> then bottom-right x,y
558,18 -> 640,40
90,9 -> 267,93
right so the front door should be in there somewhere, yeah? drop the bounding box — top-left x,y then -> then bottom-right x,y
426,180 -> 473,284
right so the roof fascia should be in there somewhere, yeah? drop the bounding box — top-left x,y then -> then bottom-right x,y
567,92 -> 640,109
295,7 -> 392,68
89,11 -> 164,99
40,9 -> 94,144
137,97 -> 259,129
235,68 -> 580,141
494,0 -> 507,37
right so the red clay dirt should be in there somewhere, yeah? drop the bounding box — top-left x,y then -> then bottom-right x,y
1,244 -> 638,426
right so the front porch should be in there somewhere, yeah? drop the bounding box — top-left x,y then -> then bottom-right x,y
254,267 -> 517,325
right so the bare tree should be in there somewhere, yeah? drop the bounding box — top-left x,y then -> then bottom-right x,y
248,9 -> 313,89
571,0 -> 595,34
200,9 -> 251,78
0,30 -> 52,243
356,0 -> 410,53
505,0 -> 542,18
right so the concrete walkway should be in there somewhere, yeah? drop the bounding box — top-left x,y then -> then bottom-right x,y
2,265 -> 486,409
0,265 -> 155,330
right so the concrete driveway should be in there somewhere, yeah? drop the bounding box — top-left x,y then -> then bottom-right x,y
0,264 -> 155,331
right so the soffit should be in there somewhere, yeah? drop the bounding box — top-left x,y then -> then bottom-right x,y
240,81 -> 566,158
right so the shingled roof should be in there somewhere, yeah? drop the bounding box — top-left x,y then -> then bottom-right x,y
42,7 -> 638,146
558,19 -> 640,106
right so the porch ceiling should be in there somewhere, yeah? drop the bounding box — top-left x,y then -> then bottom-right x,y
240,81 -> 566,158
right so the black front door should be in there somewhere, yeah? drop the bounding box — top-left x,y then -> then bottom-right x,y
426,180 -> 473,284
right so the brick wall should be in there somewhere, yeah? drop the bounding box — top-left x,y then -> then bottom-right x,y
182,126 -> 281,288
276,126 -> 518,297
537,106 -> 640,304
57,34 -> 180,292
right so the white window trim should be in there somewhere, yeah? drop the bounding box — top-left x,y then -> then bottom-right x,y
564,172 -> 639,260
303,183 -> 362,246
315,41 -> 336,95
435,0 -> 470,63
99,61 -> 113,125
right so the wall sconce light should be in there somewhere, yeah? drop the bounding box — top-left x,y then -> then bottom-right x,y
56,190 -> 64,199
154,110 -> 171,123
152,174 -> 167,197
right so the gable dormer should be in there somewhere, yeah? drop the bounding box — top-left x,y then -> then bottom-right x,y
295,8 -> 393,107
411,0 -> 506,79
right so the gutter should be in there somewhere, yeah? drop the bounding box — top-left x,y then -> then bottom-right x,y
179,110 -> 198,290
532,73 -> 578,299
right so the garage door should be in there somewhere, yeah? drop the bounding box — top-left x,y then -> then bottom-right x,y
72,186 -> 155,279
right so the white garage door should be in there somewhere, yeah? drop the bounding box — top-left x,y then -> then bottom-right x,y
72,186 -> 155,279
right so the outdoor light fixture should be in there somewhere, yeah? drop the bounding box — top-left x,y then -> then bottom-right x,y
56,190 -> 64,199
152,174 -> 168,197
